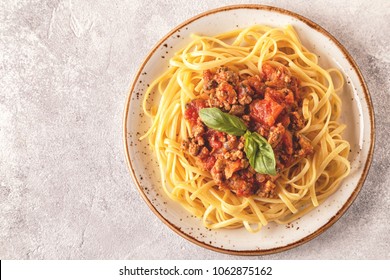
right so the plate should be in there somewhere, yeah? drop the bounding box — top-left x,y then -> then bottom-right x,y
123,5 -> 375,255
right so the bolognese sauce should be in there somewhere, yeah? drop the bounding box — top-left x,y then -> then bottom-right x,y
182,64 -> 313,198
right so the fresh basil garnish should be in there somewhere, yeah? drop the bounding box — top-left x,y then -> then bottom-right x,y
244,131 -> 277,176
197,107 -> 277,176
199,108 -> 247,136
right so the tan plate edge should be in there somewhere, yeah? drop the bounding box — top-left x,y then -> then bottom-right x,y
123,4 -> 375,256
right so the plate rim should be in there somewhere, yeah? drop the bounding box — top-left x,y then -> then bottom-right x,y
123,4 -> 375,256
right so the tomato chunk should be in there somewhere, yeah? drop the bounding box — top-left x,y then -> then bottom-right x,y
250,95 -> 284,127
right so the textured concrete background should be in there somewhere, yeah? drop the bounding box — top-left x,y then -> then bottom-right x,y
0,0 -> 389,259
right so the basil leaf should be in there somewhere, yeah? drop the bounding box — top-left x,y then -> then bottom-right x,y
199,108 -> 247,136
198,107 -> 276,175
244,131 -> 277,176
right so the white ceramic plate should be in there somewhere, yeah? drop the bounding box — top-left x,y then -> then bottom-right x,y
123,5 -> 374,255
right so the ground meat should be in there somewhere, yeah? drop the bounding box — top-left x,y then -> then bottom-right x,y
266,87 -> 295,105
187,136 -> 205,156
263,63 -> 291,89
217,82 -> 238,111
288,76 -> 300,99
229,104 -> 245,116
258,180 -> 277,198
297,134 -> 313,157
228,177 -> 257,197
188,142 -> 200,156
255,173 -> 267,183
208,91 -> 223,108
191,122 -> 205,137
181,140 -> 189,150
238,93 -> 252,105
237,81 -> 254,105
223,149 -> 244,161
290,111 -> 305,130
253,123 -> 269,138
197,146 -> 210,160
203,70 -> 218,91
242,114 -> 251,122
268,123 -> 285,148
184,64 -> 313,198
210,158 -> 225,184
215,67 -> 239,85
224,159 -> 243,179
223,135 -> 238,150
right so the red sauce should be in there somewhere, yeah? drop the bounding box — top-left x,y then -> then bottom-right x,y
183,64 -> 313,197
184,99 -> 207,125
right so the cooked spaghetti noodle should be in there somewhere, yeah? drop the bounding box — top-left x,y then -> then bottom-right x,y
140,25 -> 350,232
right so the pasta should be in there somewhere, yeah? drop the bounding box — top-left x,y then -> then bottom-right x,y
140,25 -> 350,233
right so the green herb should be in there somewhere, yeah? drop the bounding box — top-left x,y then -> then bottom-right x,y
198,107 -> 277,175
199,108 -> 247,136
244,131 -> 277,176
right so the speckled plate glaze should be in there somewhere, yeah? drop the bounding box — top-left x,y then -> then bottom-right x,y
123,5 -> 374,255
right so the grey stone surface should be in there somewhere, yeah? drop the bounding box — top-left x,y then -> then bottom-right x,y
0,0 -> 389,259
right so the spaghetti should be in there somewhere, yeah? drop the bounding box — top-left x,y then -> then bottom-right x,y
140,25 -> 350,232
